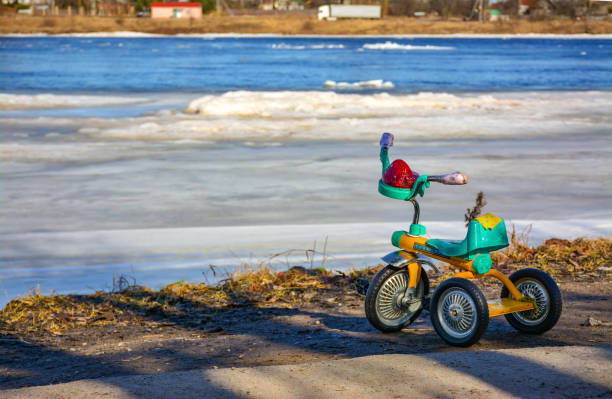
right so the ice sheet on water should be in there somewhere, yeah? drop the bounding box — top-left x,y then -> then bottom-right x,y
270,43 -> 345,50
185,90 -> 519,117
323,79 -> 394,89
0,93 -> 150,110
2,91 -> 610,144
362,41 -> 454,50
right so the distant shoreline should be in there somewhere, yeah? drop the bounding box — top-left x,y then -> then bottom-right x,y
1,15 -> 611,36
3,32 -> 612,38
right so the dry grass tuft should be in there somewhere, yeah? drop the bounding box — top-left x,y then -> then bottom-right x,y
493,230 -> 611,277
464,191 -> 487,227
0,286 -> 120,334
220,266 -> 327,298
0,265 -> 379,335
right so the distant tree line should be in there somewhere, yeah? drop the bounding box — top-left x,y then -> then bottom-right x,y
386,0 -> 608,19
132,0 -> 216,13
388,0 -> 475,19
305,0 -> 608,19
18,0 -> 604,19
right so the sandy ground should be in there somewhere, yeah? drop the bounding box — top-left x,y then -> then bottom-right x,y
1,15 -> 611,35
1,277 -> 610,391
2,345 -> 611,399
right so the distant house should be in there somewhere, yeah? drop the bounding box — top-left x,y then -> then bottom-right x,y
258,0 -> 303,11
151,2 -> 202,18
518,0 -> 538,15
0,0 -> 47,6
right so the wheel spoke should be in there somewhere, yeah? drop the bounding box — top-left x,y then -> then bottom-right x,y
437,288 -> 477,339
374,270 -> 422,327
514,279 -> 550,325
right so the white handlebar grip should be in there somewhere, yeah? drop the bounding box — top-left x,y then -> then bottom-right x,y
380,132 -> 394,148
442,172 -> 469,185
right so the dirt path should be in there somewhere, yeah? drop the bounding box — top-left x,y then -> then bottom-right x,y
1,279 -> 610,391
2,345 -> 611,399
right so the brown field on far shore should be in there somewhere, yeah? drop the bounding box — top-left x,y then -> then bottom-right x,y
1,15 -> 611,35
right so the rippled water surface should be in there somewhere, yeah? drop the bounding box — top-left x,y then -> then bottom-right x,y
1,36 -> 611,91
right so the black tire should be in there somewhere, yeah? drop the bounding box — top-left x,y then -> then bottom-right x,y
365,265 -> 429,333
501,268 -> 562,334
430,278 -> 489,347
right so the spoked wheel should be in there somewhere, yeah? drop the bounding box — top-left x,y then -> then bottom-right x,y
430,278 -> 489,347
501,268 -> 562,334
365,265 -> 429,333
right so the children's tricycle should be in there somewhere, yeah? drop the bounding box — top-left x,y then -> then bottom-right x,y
363,133 -> 562,347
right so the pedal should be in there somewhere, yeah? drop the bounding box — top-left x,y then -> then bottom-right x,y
422,296 -> 430,312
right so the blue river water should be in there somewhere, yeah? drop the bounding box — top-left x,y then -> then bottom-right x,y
1,36 -> 611,92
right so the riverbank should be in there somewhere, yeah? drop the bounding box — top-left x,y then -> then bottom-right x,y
1,15 -> 611,35
1,237 -> 610,389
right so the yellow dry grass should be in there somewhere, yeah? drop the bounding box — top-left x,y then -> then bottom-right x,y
221,265 -> 329,296
492,229 -> 612,276
0,265 -> 367,335
1,237 -> 609,335
0,287 -> 119,334
1,15 -> 611,35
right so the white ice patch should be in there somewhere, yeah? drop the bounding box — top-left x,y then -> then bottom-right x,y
362,41 -> 454,50
270,43 -> 345,50
51,31 -> 166,38
4,219 -> 610,260
0,142 -> 136,163
185,91 -> 517,118
323,79 -> 394,89
0,93 -> 149,110
69,90 -> 608,141
3,91 -> 611,143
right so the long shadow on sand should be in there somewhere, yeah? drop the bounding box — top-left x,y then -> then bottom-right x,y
2,285 -> 611,399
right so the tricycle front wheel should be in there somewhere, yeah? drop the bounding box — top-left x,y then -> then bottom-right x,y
365,265 -> 429,333
430,278 -> 489,347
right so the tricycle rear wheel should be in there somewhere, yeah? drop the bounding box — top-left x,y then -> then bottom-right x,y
365,265 -> 429,333
501,268 -> 562,334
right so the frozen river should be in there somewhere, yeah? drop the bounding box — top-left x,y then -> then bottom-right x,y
1,35 -> 611,306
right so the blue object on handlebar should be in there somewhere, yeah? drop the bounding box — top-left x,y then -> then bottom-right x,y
380,132 -> 394,148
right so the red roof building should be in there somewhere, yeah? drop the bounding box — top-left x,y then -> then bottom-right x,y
151,2 -> 202,18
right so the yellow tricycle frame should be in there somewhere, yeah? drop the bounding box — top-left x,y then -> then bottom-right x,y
394,233 -> 535,318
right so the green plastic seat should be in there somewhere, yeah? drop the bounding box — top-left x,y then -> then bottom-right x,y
426,213 -> 509,260
426,239 -> 468,258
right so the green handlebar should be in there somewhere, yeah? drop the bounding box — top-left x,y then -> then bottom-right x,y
379,147 -> 430,200
380,147 -> 390,175
378,175 -> 430,200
